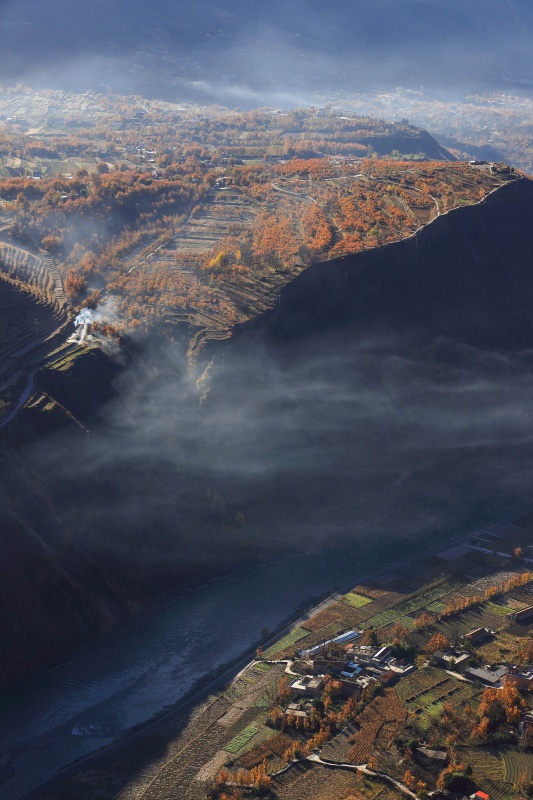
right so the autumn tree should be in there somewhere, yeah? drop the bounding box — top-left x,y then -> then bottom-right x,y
425,633 -> 449,655
64,269 -> 87,298
41,234 -> 62,253
277,676 -> 291,704
403,770 -> 415,788
361,627 -> 379,647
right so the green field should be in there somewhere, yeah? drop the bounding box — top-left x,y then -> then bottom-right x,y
364,580 -> 462,629
224,726 -> 260,754
485,600 -> 514,617
263,627 -> 310,658
254,661 -> 272,673
344,592 -> 372,608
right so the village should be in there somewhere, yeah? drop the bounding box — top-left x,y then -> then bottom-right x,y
41,517 -> 533,800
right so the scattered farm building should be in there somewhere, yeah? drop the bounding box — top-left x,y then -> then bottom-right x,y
284,702 -> 313,720
339,674 -> 379,698
520,711 -> 533,738
302,630 -> 362,656
503,666 -> 533,691
289,676 -> 324,697
416,746 -> 448,762
464,627 -> 493,645
432,649 -> 471,672
465,665 -> 508,686
513,605 -> 533,623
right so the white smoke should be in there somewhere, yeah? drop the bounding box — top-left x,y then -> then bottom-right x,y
74,308 -> 95,327
73,298 -> 121,331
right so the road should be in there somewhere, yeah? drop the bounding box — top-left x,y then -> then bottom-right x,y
306,753 -> 417,798
0,369 -> 37,430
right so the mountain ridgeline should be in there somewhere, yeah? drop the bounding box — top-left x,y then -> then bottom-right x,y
1,177 -> 533,686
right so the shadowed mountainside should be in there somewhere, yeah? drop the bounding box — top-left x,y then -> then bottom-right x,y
2,178 -> 533,686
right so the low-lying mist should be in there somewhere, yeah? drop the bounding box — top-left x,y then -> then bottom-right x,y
2,0 -> 533,105
25,323 -> 533,585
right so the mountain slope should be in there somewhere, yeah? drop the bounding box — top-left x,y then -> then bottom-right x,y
2,178 -> 533,685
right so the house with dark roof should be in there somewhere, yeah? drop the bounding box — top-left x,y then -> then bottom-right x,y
514,605 -> 533,623
432,649 -> 471,673
464,627 -> 493,645
416,746 -> 447,763
465,665 -> 508,686
503,666 -> 533,691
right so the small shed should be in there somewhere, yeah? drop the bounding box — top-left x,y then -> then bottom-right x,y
515,605 -> 533,623
416,746 -> 447,762
464,627 -> 492,645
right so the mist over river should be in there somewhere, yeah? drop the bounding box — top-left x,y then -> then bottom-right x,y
2,452 -> 533,800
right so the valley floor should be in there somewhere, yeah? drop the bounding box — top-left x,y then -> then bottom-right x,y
32,513 -> 533,800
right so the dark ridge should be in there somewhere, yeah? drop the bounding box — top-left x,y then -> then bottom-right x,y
2,178 -> 533,686
223,178 -> 533,356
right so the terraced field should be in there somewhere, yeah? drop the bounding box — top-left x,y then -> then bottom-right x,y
263,627 -> 310,658
0,240 -> 66,307
396,666 -> 478,725
363,579 -> 463,629
502,747 -> 533,784
458,747 -> 511,800
346,690 -> 406,764
0,221 -> 71,384
0,277 -> 69,388
272,762 -> 399,800
433,606 -> 508,641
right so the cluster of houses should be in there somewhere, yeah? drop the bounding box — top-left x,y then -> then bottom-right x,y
287,629 -> 415,703
283,624 -> 533,715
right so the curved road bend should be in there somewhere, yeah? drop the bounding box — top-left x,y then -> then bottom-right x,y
0,369 -> 37,430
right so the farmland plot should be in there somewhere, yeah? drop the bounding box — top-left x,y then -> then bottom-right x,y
351,584 -> 390,601
364,580 -> 462,629
457,747 -> 510,800
239,732 -> 293,770
433,607 -> 508,643
502,747 -> 533,784
395,667 -> 478,720
224,725 -> 260,754
263,626 -> 310,658
345,592 -> 372,608
273,762 -> 396,800
301,605 -> 342,632
347,689 -> 406,764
